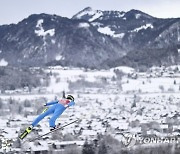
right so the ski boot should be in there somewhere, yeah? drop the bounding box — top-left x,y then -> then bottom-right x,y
19,125 -> 33,140
50,123 -> 61,131
50,126 -> 57,131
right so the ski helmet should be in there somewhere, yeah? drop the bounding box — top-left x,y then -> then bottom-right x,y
66,95 -> 74,101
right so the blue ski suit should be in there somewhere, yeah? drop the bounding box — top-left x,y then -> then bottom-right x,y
31,99 -> 75,127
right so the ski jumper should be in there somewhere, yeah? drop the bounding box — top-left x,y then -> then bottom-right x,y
31,99 -> 75,127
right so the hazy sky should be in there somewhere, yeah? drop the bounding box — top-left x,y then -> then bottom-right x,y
0,0 -> 180,25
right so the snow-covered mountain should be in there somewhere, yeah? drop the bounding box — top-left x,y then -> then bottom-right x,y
0,7 -> 180,68
73,7 -> 156,41
0,13 -> 124,68
73,7 -> 179,48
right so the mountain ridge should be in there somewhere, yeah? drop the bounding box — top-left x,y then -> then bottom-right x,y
0,8 -> 179,69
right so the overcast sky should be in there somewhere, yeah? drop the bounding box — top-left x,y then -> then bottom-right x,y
0,0 -> 180,25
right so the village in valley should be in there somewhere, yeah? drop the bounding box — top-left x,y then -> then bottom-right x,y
1,65 -> 180,153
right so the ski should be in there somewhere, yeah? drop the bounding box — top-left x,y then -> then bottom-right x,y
29,119 -> 79,142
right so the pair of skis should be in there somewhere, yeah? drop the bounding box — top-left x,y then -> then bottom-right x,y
19,119 -> 79,142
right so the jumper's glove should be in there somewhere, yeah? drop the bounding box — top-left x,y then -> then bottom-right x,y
64,104 -> 69,108
44,103 -> 47,106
